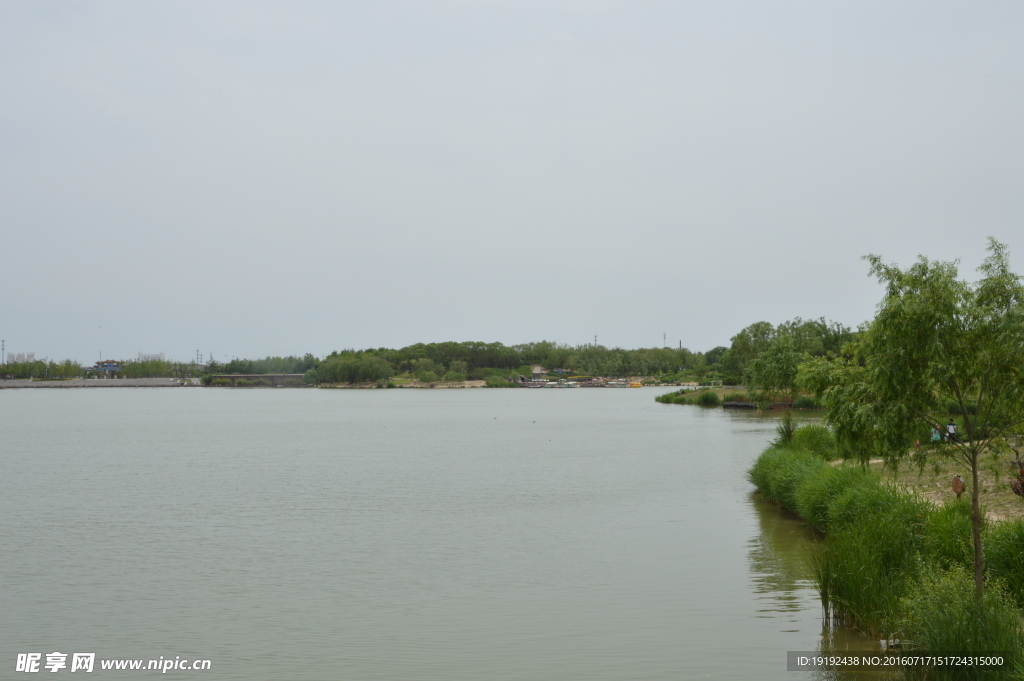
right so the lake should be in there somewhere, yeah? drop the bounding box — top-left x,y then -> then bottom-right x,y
2,387 -> 865,679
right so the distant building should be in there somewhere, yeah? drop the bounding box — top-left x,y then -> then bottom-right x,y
92,360 -> 122,378
138,353 -> 165,362
531,365 -> 546,380
8,352 -> 35,363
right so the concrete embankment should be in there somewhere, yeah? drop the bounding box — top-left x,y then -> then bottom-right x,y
1,378 -> 200,388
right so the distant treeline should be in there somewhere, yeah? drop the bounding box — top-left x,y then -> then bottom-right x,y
0,359 -> 83,380
0,359 -> 207,380
208,317 -> 856,385
1,317 -> 856,385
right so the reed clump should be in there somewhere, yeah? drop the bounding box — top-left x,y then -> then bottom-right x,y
747,446 -> 828,511
793,465 -> 879,530
815,512 -> 922,632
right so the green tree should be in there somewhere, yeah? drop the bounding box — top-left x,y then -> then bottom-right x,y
815,239 -> 1024,598
318,353 -> 393,383
797,346 -> 888,463
688,354 -> 710,380
746,335 -> 803,404
719,321 -> 775,384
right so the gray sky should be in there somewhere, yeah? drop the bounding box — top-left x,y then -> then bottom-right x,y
2,1 -> 1022,363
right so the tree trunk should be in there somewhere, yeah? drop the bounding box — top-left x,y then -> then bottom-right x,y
971,451 -> 984,599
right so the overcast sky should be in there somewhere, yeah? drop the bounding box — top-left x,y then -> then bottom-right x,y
2,1 -> 1022,362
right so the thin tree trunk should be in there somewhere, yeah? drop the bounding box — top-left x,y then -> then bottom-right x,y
971,451 -> 984,599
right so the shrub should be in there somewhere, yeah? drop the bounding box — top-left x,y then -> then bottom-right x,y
442,371 -> 466,384
790,424 -> 837,459
417,371 -> 438,383
899,563 -> 1024,680
985,519 -> 1024,608
723,392 -> 748,402
696,390 -> 721,406
201,374 -> 213,386
302,369 -> 318,385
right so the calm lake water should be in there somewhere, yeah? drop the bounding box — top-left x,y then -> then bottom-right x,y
2,388 -> 868,679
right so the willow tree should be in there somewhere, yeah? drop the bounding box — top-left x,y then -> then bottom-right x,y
860,238 -> 1024,597
746,334 -> 803,406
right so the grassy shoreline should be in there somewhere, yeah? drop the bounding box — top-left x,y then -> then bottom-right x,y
749,428 -> 1024,679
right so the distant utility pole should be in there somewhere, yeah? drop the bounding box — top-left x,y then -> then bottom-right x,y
663,332 -> 666,348
1,339 -> 4,365
594,335 -> 597,346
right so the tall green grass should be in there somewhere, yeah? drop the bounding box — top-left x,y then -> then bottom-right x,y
922,499 -> 976,571
900,564 -> 1024,681
793,465 -> 878,530
825,481 -> 928,529
790,423 -> 838,459
815,513 -> 922,634
747,447 -> 828,511
813,482 -> 929,634
985,519 -> 1024,608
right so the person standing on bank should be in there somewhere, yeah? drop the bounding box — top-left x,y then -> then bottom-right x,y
947,419 -> 957,443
